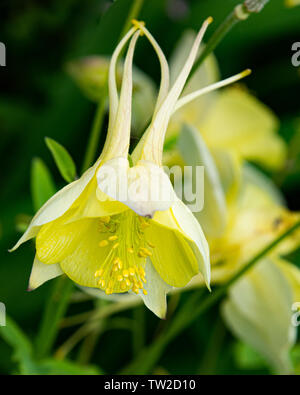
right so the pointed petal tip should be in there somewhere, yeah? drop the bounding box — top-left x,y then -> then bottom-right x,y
8,243 -> 18,253
242,68 -> 252,77
206,16 -> 214,25
131,19 -> 146,33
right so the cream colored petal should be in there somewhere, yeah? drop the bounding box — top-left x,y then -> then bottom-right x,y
275,258 -> 300,302
178,123 -> 227,237
107,27 -> 136,133
10,159 -> 100,251
242,163 -> 285,207
139,259 -> 172,319
211,148 -> 241,204
28,256 -> 63,291
222,259 -> 296,374
133,21 -> 169,116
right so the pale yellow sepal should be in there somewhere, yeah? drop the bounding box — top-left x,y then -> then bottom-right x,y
29,256 -> 63,290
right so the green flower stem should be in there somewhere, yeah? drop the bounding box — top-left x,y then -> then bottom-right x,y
35,276 -> 73,360
122,219 -> 300,374
56,299 -> 139,360
188,0 -> 270,83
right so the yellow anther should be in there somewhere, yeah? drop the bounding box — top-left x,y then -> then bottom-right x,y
132,19 -> 145,35
121,282 -> 127,291
108,235 -> 118,241
99,216 -> 110,224
125,278 -> 131,286
147,241 -> 155,248
123,269 -> 129,278
95,268 -> 103,277
140,221 -> 150,230
141,247 -> 152,256
129,267 -> 135,276
112,242 -> 119,250
112,264 -> 118,272
117,275 -> 123,282
99,240 -> 109,247
99,279 -> 105,288
206,16 -> 213,25
138,250 -> 147,258
143,289 -> 148,295
127,247 -> 134,254
138,281 -> 143,289
105,288 -> 111,295
132,287 -> 139,294
118,260 -> 123,270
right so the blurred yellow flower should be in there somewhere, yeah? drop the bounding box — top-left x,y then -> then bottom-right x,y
285,0 -> 300,7
165,30 -> 286,176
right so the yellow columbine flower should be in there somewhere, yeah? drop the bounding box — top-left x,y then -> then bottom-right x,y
11,19 -> 233,318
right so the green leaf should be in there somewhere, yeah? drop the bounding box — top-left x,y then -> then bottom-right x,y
0,316 -> 32,359
0,316 -> 102,375
0,316 -> 36,375
31,158 -> 56,211
45,137 -> 77,183
36,359 -> 102,375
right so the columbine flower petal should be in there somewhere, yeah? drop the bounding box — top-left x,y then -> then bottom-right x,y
152,199 -> 210,288
29,256 -> 63,291
139,259 -> 172,319
222,259 -> 296,374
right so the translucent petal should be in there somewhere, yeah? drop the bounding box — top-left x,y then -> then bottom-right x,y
222,259 -> 296,374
